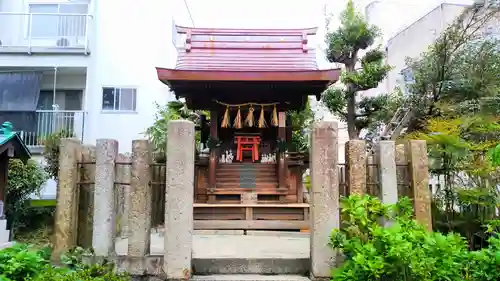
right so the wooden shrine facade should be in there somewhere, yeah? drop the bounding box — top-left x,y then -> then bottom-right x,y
157,26 -> 340,229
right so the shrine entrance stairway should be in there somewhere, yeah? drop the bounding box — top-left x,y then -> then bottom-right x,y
194,163 -> 309,231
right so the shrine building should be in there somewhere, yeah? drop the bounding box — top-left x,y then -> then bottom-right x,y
157,26 -> 340,230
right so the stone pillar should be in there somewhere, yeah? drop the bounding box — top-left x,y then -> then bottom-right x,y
366,154 -> 377,196
116,153 -> 131,238
92,139 -> 118,256
52,139 -> 81,262
77,145 -> 96,249
164,120 -> 195,280
377,141 -> 398,207
310,121 -> 340,280
407,140 -> 432,231
128,140 -> 152,259
345,140 -> 367,195
395,144 -> 409,198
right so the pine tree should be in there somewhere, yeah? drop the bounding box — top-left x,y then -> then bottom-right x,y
322,0 -> 393,139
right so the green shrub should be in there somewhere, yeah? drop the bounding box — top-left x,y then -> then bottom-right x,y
466,236 -> 500,281
0,244 -> 50,280
42,130 -> 74,180
331,195 -> 500,281
0,245 -> 129,281
6,159 -> 48,234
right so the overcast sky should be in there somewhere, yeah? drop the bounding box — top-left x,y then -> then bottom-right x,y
177,0 -> 473,69
183,0 -> 473,32
174,0 -> 474,125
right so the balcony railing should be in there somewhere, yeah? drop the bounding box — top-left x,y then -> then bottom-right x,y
18,110 -> 86,152
0,13 -> 91,53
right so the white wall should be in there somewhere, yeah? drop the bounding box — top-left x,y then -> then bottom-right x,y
0,0 -> 90,67
385,3 -> 467,92
83,0 -> 183,152
0,0 -> 183,152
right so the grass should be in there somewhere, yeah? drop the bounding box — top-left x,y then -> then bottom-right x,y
29,199 -> 56,207
14,225 -> 53,249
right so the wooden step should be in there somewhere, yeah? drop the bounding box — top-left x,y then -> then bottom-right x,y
219,162 -> 276,167
216,174 -> 276,178
217,164 -> 276,170
217,165 -> 276,169
217,168 -> 276,172
217,169 -> 276,173
215,178 -> 278,184
216,182 -> 278,187
194,203 -> 309,208
215,175 -> 278,182
209,187 -> 286,195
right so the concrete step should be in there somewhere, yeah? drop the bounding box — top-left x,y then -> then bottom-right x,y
0,220 -> 9,244
0,242 -> 14,250
192,258 -> 309,275
191,275 -> 311,281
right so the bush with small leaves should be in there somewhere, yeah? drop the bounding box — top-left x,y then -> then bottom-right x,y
331,195 -> 500,281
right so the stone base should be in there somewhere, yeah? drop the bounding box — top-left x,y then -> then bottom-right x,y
191,275 -> 311,281
309,276 -> 331,281
194,230 -> 244,235
0,220 -> 9,244
130,275 -> 311,281
192,258 -> 309,275
246,231 -> 309,238
87,255 -> 309,276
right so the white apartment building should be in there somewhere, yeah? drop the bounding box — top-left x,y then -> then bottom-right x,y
369,0 -> 497,95
385,2 -> 471,93
0,0 -> 192,155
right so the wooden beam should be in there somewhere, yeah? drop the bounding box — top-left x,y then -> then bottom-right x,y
278,112 -> 287,200
208,111 -> 218,203
157,68 -> 340,82
194,203 -> 309,208
194,220 -> 309,230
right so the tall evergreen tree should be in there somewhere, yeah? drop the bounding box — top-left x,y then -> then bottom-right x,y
322,0 -> 393,139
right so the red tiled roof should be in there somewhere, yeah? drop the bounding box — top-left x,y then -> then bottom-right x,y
174,26 -> 321,72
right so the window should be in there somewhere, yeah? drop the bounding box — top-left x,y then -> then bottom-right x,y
399,67 -> 414,95
28,3 -> 88,38
102,87 -> 137,111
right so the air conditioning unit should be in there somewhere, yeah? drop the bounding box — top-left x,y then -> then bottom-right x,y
56,38 -> 70,47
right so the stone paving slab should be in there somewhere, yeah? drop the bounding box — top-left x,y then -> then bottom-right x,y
0,242 -> 14,250
191,275 -> 311,281
246,231 -> 309,238
115,234 -> 310,259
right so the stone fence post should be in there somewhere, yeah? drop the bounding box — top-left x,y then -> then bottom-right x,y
163,120 -> 195,280
77,145 -> 96,249
92,139 -> 118,257
53,139 -> 81,262
345,140 -> 367,195
116,153 -> 131,238
376,141 -> 398,226
310,121 -> 340,280
377,141 -> 398,206
395,144 -> 410,198
128,140 -> 152,262
407,140 -> 432,231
